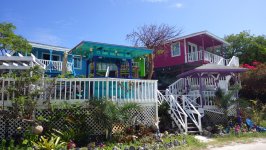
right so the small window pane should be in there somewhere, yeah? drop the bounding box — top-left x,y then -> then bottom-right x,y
171,42 -> 180,57
74,57 -> 81,69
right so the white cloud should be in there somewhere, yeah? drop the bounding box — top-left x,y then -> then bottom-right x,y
173,2 -> 183,8
29,28 -> 62,46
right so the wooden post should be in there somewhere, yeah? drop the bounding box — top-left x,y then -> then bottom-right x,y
128,59 -> 132,79
201,35 -> 205,64
198,73 -> 205,107
93,56 -> 98,77
117,61 -> 121,78
86,60 -> 90,78
184,39 -> 187,63
49,50 -> 53,75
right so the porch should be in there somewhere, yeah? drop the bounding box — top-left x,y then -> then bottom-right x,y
185,50 -> 239,67
0,77 -> 158,106
38,59 -> 73,72
70,41 -> 151,78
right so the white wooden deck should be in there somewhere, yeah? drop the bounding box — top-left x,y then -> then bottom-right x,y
0,78 -> 158,106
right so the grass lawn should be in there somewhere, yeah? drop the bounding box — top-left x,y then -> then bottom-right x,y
207,132 -> 266,148
84,132 -> 266,150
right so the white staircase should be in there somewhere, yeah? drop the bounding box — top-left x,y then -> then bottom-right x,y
157,90 -> 188,133
158,54 -> 240,134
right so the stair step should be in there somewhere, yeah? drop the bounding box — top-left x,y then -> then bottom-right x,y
187,126 -> 198,129
187,131 -> 200,134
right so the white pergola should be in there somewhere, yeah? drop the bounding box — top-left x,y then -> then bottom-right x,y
0,53 -> 46,71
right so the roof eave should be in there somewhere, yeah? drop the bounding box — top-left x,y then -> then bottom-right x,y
168,31 -> 230,46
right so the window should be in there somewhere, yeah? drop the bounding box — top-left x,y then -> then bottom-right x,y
74,56 -> 82,69
42,53 -> 60,61
171,42 -> 181,57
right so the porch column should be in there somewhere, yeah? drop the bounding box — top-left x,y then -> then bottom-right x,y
128,59 -> 132,79
86,59 -> 90,78
117,62 -> 121,78
93,56 -> 98,77
198,73 -> 205,107
49,50 -> 53,74
201,35 -> 205,64
184,39 -> 187,63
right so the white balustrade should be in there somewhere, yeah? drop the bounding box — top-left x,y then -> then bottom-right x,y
202,91 -> 216,106
227,56 -> 239,67
38,59 -> 73,72
0,78 -> 158,106
168,78 -> 186,95
164,89 -> 188,133
203,51 -> 224,64
182,95 -> 202,132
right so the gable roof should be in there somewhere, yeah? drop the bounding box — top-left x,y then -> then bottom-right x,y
29,42 -> 70,52
169,30 -> 230,46
70,41 -> 152,59
176,64 -> 247,78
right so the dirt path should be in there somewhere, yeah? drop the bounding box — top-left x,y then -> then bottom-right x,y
208,138 -> 266,150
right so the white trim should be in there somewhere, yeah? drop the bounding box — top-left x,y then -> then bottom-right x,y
29,42 -> 70,52
184,39 -> 187,63
169,31 -> 230,46
188,42 -> 198,52
42,52 -> 61,61
171,42 -> 181,57
73,56 -> 82,69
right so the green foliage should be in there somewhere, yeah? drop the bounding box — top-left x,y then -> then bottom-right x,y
1,139 -> 6,149
37,102 -> 92,147
215,86 -> 240,110
4,66 -> 44,118
240,63 -> 266,103
20,127 -> 40,148
249,100 -> 266,125
89,99 -> 140,139
158,101 -> 172,132
57,72 -> 74,78
0,22 -> 31,54
31,134 -> 66,150
224,31 -> 266,64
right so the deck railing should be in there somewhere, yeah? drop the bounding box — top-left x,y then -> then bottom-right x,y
0,78 -> 158,106
186,50 -> 224,65
186,50 -> 240,67
39,59 -> 73,72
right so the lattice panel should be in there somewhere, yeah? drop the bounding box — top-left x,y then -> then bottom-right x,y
0,104 -> 157,140
0,116 -> 30,140
204,111 -> 227,125
136,106 -> 156,125
0,116 -> 5,140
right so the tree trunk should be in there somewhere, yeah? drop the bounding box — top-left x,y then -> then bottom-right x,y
147,54 -> 154,79
61,52 -> 68,75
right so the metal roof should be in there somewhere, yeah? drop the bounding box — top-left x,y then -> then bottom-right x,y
70,41 -> 153,59
29,42 -> 70,52
169,31 -> 230,46
177,64 -> 247,78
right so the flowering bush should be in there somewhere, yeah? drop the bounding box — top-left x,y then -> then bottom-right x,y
240,62 -> 266,103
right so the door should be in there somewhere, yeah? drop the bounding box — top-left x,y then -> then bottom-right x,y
188,42 -> 198,61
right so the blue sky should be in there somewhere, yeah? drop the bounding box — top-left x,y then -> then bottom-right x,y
1,0 -> 265,48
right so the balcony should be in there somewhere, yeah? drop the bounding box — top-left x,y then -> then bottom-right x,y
39,59 -> 73,72
185,50 -> 239,67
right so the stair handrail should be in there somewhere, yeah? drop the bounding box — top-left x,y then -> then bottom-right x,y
203,51 -> 224,65
157,90 -> 166,105
158,90 -> 188,133
182,95 -> 202,132
168,78 -> 186,95
227,56 -> 239,67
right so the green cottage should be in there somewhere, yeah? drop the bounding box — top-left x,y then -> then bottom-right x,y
70,41 -> 152,78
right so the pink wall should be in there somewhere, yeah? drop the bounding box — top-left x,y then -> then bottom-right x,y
154,34 -> 224,69
154,39 -> 185,68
